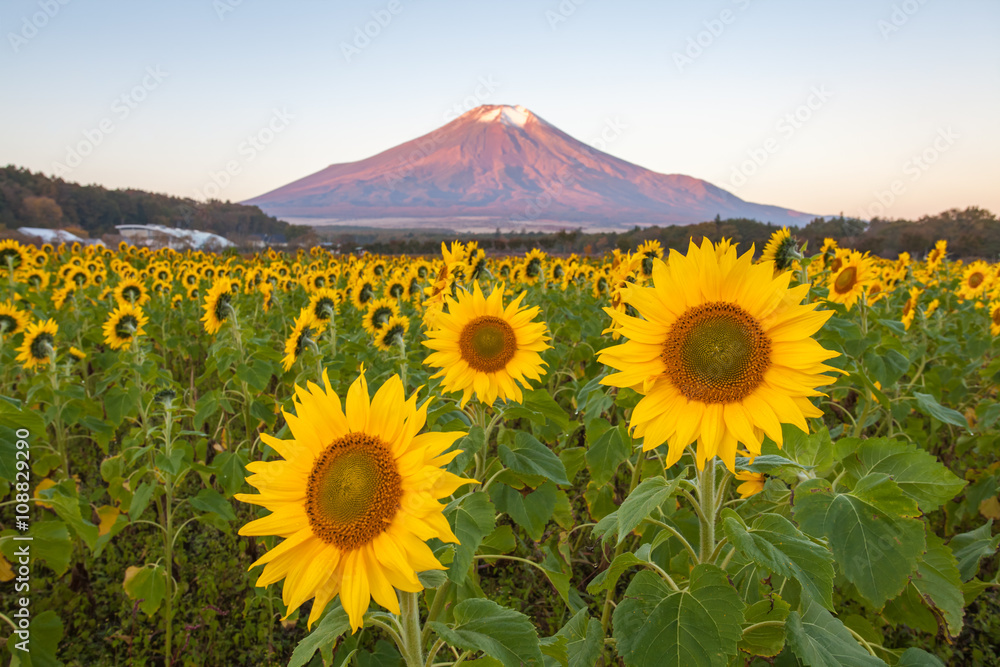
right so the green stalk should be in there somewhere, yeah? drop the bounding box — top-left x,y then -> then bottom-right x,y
696,462 -> 717,562
397,591 -> 424,667
161,400 -> 175,666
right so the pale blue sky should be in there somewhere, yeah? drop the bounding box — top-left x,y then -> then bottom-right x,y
1,0 -> 997,220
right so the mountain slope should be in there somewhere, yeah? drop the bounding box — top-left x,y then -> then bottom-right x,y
243,105 -> 817,228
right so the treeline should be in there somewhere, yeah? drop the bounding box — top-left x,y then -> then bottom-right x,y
358,207 -> 999,261
0,165 -> 313,245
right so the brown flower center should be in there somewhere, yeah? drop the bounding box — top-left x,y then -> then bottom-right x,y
305,432 -> 402,551
833,267 -> 858,294
459,316 -> 517,373
662,302 -> 771,403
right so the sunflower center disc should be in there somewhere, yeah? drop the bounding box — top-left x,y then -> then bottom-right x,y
969,272 -> 984,288
833,267 -> 857,294
306,433 -> 402,551
115,315 -> 138,338
663,302 -> 771,403
460,316 -> 517,372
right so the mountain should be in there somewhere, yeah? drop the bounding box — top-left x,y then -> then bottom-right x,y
243,105 -> 818,230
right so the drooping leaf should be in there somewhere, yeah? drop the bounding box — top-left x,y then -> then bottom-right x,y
427,598 -> 543,667
446,492 -> 496,583
616,475 -> 682,546
913,392 -> 970,430
499,431 -> 569,486
912,528 -> 964,637
739,596 -> 791,658
122,563 -> 167,616
612,565 -> 745,667
287,601 -> 351,667
949,520 -> 1000,582
556,609 -> 603,667
792,475 -> 925,607
785,599 -> 885,667
491,480 -> 557,541
837,437 -> 966,512
585,420 -> 629,486
723,512 -> 835,610
189,487 -> 237,522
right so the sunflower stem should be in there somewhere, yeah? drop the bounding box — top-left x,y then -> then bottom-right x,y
397,590 -> 424,667
696,462 -> 717,562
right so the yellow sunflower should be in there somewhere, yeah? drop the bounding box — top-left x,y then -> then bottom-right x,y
957,261 -> 991,301
0,240 -> 28,272
307,288 -> 342,322
422,282 -> 550,407
236,370 -> 474,631
0,301 -> 30,336
734,471 -> 767,499
113,277 -> 150,306
68,346 -> 87,361
989,300 -> 1000,337
103,302 -> 149,350
201,276 -> 236,335
759,227 -> 801,272
282,309 -> 327,372
826,251 -> 876,310
362,298 -> 400,335
597,239 -> 839,472
373,314 -> 410,352
16,319 -> 58,370
901,287 -> 921,331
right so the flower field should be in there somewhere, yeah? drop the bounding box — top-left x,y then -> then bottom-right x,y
1,233 -> 999,666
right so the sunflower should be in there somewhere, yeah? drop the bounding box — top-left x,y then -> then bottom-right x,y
597,239 -> 839,472
957,261 -> 991,301
636,240 -> 663,279
307,288 -> 342,322
52,285 -> 76,310
22,268 -> 50,290
0,301 -> 29,336
760,228 -> 801,272
114,277 -> 150,306
826,251 -> 876,310
361,298 -> 399,335
201,276 -> 236,335
901,287 -> 921,331
103,302 -> 149,350
236,370 -> 474,631
16,319 -> 58,370
383,276 -> 408,301
0,240 -> 28,272
422,282 -> 550,407
68,346 -> 87,361
282,309 -> 327,372
373,315 -> 410,352
988,300 -> 1000,337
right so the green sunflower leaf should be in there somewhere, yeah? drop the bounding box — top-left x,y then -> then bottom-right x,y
427,598 -> 543,667
612,564 -> 745,667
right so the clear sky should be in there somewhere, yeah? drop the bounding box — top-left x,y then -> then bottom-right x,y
1,0 -> 997,221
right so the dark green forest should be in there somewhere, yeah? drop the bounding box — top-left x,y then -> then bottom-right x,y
0,165 -> 313,245
2,165 -> 996,260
